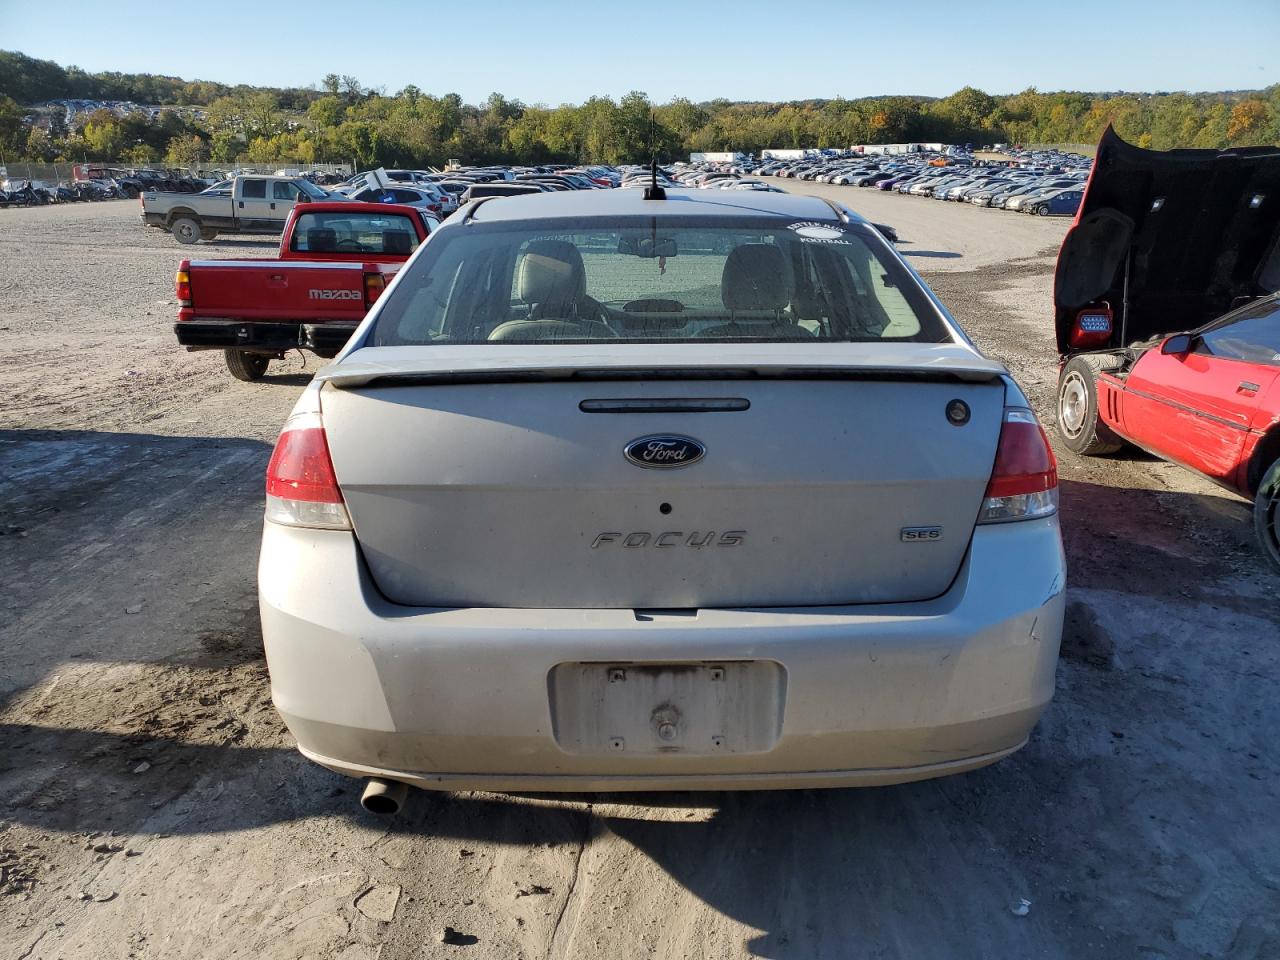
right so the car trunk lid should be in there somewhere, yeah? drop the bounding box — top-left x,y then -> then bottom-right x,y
1054,126 -> 1280,353
319,343 -> 1007,609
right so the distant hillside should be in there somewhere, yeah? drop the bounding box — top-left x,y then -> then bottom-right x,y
0,50 -> 320,110
1,49 -> 1276,168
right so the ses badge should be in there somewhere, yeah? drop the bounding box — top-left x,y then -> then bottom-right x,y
901,526 -> 944,543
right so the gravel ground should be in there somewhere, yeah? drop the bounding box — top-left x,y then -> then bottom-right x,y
1,192 -> 1277,960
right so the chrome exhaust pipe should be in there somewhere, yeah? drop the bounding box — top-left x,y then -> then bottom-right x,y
360,778 -> 409,815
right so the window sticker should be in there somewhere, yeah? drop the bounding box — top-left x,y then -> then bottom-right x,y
787,221 -> 851,244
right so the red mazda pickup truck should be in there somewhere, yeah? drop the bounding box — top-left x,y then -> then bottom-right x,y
174,201 -> 436,381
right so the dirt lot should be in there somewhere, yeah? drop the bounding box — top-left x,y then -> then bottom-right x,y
2,190 -> 1277,960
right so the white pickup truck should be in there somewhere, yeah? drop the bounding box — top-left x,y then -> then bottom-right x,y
142,174 -> 339,244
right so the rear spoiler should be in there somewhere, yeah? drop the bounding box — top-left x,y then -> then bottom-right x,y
317,344 -> 1008,389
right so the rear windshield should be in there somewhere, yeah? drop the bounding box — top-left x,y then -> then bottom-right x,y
368,216 -> 950,345
290,211 -> 420,256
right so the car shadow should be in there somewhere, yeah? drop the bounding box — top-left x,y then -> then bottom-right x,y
259,371 -> 315,387
902,250 -> 963,259
1057,476 -> 1262,596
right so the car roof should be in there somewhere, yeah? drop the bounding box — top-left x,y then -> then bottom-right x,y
467,187 -> 857,224
295,201 -> 423,216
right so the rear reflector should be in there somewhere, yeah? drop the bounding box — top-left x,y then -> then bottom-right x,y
265,411 -> 351,529
978,407 -> 1058,524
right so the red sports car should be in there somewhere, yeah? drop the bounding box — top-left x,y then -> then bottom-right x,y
1053,128 -> 1280,570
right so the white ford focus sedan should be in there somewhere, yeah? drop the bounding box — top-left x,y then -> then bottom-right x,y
258,187 -> 1065,812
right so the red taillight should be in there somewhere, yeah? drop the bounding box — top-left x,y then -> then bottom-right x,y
265,412 -> 351,529
266,425 -> 342,502
979,408 -> 1058,523
1069,303 -> 1112,348
175,261 -> 191,307
364,272 -> 386,308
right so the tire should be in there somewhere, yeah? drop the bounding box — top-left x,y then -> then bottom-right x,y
1057,354 -> 1124,455
1036,205 -> 1050,216
1254,458 -> 1280,575
171,217 -> 202,244
224,349 -> 270,382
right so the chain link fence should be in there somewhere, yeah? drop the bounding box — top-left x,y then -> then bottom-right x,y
0,162 -> 79,185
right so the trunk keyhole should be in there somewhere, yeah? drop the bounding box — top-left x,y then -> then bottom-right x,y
659,502 -> 673,515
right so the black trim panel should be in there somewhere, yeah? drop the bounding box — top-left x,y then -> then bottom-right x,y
174,320 -> 358,357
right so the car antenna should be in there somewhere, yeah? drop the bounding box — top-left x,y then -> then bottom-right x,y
643,110 -> 666,201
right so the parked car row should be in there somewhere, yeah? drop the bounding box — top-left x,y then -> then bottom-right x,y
74,165 -> 214,197
1,165 -> 223,209
676,146 -> 1092,217
329,164 -> 623,215
1,177 -> 126,206
641,166 -> 787,193
886,163 -> 1090,217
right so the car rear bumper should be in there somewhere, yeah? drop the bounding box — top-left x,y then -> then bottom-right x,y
259,517 -> 1066,791
174,320 -> 358,357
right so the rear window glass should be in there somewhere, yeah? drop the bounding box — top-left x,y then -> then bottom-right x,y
290,212 -> 420,256
368,216 -> 949,345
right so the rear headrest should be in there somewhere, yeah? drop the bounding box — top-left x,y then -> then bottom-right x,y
722,244 -> 792,311
516,239 -> 586,308
383,230 -> 413,254
306,228 -> 337,252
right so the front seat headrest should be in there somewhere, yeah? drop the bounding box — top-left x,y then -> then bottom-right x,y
306,228 -> 337,252
722,244 -> 792,312
516,239 -> 586,314
382,230 -> 413,254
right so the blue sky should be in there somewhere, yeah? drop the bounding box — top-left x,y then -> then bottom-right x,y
2,0 -> 1276,104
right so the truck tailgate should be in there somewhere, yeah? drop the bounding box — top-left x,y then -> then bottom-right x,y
187,260 -> 371,322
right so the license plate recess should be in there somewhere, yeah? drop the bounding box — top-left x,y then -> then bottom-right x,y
548,661 -> 785,756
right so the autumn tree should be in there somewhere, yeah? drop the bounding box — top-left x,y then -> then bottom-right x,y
1227,99 -> 1268,143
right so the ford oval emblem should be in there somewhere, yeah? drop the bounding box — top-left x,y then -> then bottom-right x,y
624,435 -> 706,469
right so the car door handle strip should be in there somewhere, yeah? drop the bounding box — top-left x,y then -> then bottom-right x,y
1123,385 -> 1250,429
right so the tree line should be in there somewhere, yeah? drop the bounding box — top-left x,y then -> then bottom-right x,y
2,49 -> 1278,169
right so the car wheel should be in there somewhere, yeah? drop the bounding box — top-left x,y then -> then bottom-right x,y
1057,355 -> 1124,455
1254,458 -> 1280,575
1036,205 -> 1050,216
171,217 -> 202,244
224,349 -> 270,382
